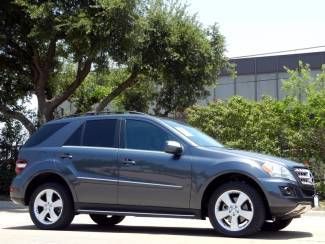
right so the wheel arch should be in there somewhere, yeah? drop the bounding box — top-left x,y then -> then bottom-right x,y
24,172 -> 76,206
200,172 -> 271,219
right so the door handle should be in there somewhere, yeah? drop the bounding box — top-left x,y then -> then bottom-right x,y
122,158 -> 136,165
60,153 -> 72,159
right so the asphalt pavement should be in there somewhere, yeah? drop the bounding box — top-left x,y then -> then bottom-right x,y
0,201 -> 324,244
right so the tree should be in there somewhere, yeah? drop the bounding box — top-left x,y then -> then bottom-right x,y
0,0 -> 229,134
95,2 -> 230,115
0,0 -> 141,133
80,1 -> 230,115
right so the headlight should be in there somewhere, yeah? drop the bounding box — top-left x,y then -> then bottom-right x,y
261,162 -> 296,181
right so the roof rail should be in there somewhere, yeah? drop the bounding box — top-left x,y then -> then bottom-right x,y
58,111 -> 148,119
127,111 -> 147,115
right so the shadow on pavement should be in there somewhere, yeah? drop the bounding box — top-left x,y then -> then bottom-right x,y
4,224 -> 313,239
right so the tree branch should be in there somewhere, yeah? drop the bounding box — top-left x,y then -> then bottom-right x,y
0,105 -> 36,135
48,58 -> 92,110
95,71 -> 139,112
45,38 -> 56,71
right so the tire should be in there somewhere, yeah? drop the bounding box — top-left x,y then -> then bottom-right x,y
261,218 -> 293,231
208,181 -> 265,237
90,214 -> 125,226
29,182 -> 74,230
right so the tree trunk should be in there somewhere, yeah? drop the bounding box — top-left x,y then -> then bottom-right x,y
95,71 -> 139,112
33,57 -> 92,126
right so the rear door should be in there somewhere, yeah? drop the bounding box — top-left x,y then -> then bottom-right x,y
60,118 -> 120,205
117,118 -> 191,208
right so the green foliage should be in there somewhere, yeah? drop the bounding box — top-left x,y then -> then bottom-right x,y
116,77 -> 156,112
0,159 -> 15,195
316,181 -> 325,199
58,0 -> 230,115
0,121 -> 25,195
69,69 -> 125,113
141,2 -> 230,115
1,0 -> 229,127
186,63 -> 325,197
0,0 -> 143,125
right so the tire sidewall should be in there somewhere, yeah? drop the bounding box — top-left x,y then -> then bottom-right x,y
208,182 -> 265,237
29,183 -> 74,230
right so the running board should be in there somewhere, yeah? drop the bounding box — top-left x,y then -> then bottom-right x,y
77,209 -> 196,219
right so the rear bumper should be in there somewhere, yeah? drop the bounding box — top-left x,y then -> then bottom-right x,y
259,178 -> 315,219
10,176 -> 25,206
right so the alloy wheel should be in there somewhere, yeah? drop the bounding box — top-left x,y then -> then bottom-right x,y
33,189 -> 63,225
214,190 -> 254,232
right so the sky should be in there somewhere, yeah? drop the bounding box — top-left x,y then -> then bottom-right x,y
188,0 -> 325,58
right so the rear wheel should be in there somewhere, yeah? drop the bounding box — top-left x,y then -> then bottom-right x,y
208,182 -> 265,237
29,183 -> 74,229
90,214 -> 125,226
262,218 -> 293,231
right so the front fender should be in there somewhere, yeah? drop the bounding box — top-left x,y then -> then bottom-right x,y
190,160 -> 268,209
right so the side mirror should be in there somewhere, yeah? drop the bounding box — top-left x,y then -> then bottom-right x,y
165,141 -> 183,156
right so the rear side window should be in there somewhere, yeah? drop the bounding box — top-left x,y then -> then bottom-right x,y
24,122 -> 68,147
64,125 -> 83,146
83,119 -> 117,148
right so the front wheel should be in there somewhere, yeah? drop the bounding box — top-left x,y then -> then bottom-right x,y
261,218 -> 293,231
208,182 -> 265,237
90,214 -> 125,226
29,183 -> 74,230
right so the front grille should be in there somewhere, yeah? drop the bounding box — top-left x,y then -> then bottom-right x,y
294,168 -> 315,186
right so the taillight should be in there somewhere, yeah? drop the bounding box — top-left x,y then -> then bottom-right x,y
15,159 -> 27,175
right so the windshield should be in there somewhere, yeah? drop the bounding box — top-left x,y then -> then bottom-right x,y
163,119 -> 223,147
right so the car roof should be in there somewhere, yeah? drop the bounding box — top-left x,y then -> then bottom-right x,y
46,112 -> 159,124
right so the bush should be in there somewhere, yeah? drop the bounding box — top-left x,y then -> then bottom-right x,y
0,158 -> 15,195
186,62 -> 325,198
186,96 -> 325,198
0,121 -> 24,195
316,182 -> 325,199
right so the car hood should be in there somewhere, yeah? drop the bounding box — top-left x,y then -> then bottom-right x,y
208,147 -> 304,168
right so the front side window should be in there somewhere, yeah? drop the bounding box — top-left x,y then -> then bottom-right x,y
83,119 -> 117,148
125,120 -> 172,151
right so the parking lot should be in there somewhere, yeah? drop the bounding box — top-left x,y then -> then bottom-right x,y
0,202 -> 324,244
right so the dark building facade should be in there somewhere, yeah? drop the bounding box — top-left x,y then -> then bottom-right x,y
201,51 -> 325,103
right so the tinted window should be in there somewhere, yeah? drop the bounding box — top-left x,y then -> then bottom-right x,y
24,123 -> 68,147
125,120 -> 171,151
64,125 -> 83,146
83,119 -> 117,147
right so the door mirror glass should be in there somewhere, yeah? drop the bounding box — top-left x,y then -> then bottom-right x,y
164,141 -> 183,156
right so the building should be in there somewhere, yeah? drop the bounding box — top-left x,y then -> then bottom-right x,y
202,51 -> 325,104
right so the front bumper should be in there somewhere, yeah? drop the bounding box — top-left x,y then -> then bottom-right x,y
259,177 -> 316,219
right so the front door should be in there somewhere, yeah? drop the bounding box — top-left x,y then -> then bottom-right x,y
117,118 -> 191,209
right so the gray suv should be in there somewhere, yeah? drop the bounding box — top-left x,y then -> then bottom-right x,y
10,112 -> 318,237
